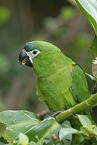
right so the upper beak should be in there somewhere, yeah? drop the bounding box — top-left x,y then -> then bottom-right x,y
19,49 -> 33,67
19,49 -> 27,65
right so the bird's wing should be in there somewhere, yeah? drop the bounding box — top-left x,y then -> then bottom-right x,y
70,64 -> 90,103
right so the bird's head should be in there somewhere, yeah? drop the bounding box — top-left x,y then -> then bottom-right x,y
19,41 -> 73,77
19,41 -> 59,68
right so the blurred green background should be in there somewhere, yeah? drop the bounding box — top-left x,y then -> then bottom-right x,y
0,0 -> 96,120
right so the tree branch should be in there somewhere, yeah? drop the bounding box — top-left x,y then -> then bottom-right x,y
55,93 -> 97,123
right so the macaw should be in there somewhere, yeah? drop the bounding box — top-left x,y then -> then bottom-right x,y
19,41 -> 90,113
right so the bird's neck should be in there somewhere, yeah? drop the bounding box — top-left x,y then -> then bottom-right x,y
33,51 -> 74,78
33,52 -> 65,78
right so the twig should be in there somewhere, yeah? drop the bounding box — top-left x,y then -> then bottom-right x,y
55,93 -> 97,123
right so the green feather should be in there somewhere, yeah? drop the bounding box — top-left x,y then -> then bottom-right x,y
70,64 -> 90,103
19,41 -> 90,113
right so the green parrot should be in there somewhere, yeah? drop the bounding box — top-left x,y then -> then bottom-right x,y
19,41 -> 90,113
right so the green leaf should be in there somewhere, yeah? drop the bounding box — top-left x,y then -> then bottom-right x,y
19,133 -> 29,145
83,127 -> 97,136
0,110 -> 40,141
74,134 -> 84,144
88,35 -> 97,57
29,141 -> 36,145
62,120 -> 71,128
26,118 -> 61,143
0,110 -> 61,144
59,127 -> 78,141
0,122 -> 7,135
75,0 -> 97,35
92,128 -> 97,134
77,114 -> 92,127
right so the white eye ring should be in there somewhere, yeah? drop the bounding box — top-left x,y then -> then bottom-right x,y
32,50 -> 38,54
32,49 -> 40,56
26,49 -> 41,63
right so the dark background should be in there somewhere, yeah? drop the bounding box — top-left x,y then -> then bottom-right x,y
0,0 -> 96,122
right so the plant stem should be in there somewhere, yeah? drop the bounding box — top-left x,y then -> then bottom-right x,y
90,81 -> 96,94
55,93 -> 97,123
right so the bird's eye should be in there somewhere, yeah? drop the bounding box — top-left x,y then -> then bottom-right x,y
26,49 -> 40,60
33,50 -> 37,54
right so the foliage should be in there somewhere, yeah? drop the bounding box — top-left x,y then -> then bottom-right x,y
75,0 -> 97,35
60,6 -> 75,20
75,0 -> 97,58
0,111 -> 97,144
88,35 -> 97,58
0,6 -> 10,24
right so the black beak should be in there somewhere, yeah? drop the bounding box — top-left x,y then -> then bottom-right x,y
19,49 -> 33,67
19,49 -> 27,64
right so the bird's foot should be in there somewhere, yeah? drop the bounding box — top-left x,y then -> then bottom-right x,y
43,110 -> 65,119
51,110 -> 65,117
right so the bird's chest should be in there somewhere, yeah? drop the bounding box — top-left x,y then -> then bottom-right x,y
36,66 -> 76,111
36,66 -> 72,98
